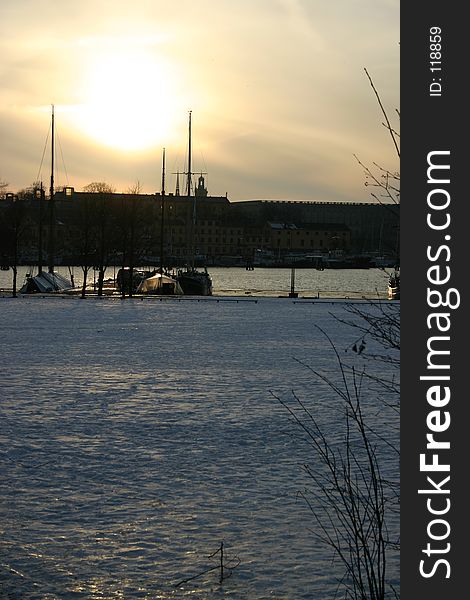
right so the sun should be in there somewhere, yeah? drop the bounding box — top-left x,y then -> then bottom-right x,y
75,49 -> 180,151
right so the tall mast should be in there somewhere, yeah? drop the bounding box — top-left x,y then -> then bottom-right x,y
175,171 -> 180,196
37,182 -> 44,275
47,104 -> 55,274
187,110 -> 192,198
159,147 -> 166,274
161,147 -> 166,195
187,110 -> 196,268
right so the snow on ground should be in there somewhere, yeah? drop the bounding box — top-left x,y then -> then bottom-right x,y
0,296 -> 399,599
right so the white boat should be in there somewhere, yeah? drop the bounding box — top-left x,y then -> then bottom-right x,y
387,268 -> 400,300
137,272 -> 183,295
20,271 -> 74,293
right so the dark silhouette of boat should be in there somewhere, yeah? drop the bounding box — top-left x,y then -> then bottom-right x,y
177,266 -> 212,296
21,105 -> 74,294
175,111 -> 213,296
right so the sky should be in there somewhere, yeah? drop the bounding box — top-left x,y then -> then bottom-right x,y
0,0 -> 399,203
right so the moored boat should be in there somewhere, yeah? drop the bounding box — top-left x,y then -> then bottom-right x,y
177,266 -> 212,296
21,105 -> 73,294
387,268 -> 400,300
175,110 -> 213,296
20,271 -> 74,293
116,268 -> 151,294
137,272 -> 183,295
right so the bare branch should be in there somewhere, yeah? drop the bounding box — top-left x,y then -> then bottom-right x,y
364,68 -> 400,159
276,308 -> 399,598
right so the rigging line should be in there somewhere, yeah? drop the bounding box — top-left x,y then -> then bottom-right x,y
170,151 -> 182,190
36,126 -> 51,184
56,126 -> 70,187
198,147 -> 208,188
182,147 -> 193,194
198,145 -> 208,175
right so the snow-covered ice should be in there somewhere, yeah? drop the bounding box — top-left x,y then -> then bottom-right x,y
0,296 -> 399,598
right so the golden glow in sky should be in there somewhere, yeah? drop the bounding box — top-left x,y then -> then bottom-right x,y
0,0 -> 399,202
74,48 -> 180,151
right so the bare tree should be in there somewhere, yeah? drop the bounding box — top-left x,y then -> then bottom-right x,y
355,68 -> 400,208
125,182 -> 141,298
274,316 -> 399,599
82,182 -> 117,295
355,68 -> 400,272
116,181 -> 155,297
276,68 -> 400,598
70,194 -> 98,298
83,182 -> 116,194
0,178 -> 9,197
0,197 -> 28,297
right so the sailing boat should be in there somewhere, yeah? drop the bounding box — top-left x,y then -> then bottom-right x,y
21,105 -> 74,293
136,148 -> 183,295
176,111 -> 213,296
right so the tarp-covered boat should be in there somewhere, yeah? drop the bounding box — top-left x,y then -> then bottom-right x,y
137,272 -> 183,295
20,271 -> 74,293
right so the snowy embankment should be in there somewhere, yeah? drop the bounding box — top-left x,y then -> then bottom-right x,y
0,296 -> 399,599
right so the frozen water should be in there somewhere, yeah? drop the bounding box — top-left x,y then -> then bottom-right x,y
0,296 -> 399,598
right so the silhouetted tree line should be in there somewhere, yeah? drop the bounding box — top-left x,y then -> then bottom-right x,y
0,182 -> 160,296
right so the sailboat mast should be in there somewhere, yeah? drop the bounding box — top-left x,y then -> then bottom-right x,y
37,182 -> 44,275
48,104 -> 55,274
160,147 -> 166,274
187,110 -> 196,268
162,147 -> 166,195
51,104 -> 54,201
187,110 -> 192,198
175,171 -> 180,196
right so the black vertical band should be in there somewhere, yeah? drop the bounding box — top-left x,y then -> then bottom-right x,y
401,4 -> 467,597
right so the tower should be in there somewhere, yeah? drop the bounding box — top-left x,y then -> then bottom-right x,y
195,174 -> 208,197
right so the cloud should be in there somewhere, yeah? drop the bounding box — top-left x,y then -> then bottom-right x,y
0,0 -> 399,202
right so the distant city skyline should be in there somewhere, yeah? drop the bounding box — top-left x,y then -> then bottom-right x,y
0,0 -> 399,202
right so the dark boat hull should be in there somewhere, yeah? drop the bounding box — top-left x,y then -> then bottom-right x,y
177,269 -> 213,296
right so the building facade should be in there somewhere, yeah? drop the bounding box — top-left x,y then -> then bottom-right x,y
1,182 -> 399,266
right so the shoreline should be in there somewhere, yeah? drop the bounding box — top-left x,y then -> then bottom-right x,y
0,289 -> 391,301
